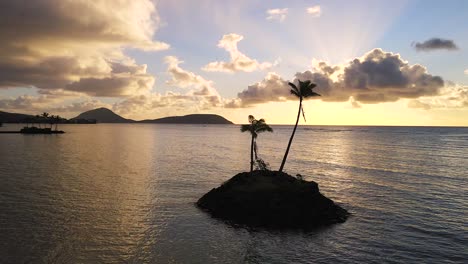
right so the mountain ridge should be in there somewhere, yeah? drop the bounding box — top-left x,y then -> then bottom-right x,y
140,114 -> 233,124
1,108 -> 234,124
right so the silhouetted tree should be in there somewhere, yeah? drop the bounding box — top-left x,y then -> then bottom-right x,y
279,80 -> 320,172
241,115 -> 273,172
48,114 -> 55,129
35,115 -> 42,128
24,117 -> 33,128
54,115 -> 61,131
41,112 -> 50,129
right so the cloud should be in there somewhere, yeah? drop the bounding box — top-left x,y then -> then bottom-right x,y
0,95 -> 57,112
113,56 -> 224,117
225,72 -> 290,108
350,97 -> 362,108
413,38 -> 459,51
408,85 -> 468,109
1,54 -> 225,118
0,0 -> 168,51
165,56 -> 214,90
229,48 -> 445,107
464,69 -> 468,75
0,0 -> 167,97
407,100 -> 431,110
65,73 -> 155,97
266,8 -> 288,22
0,92 -> 110,115
113,91 -> 223,118
306,6 -> 321,17
164,55 -> 221,103
51,100 -> 112,113
202,34 -> 276,73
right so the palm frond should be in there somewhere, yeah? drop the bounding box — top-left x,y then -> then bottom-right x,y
299,80 -> 311,88
290,89 -> 300,97
255,123 -> 273,133
240,124 -> 251,132
288,82 -> 298,90
288,82 -> 299,96
302,89 -> 320,98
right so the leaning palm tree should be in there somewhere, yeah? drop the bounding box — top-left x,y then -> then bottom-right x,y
241,115 -> 273,172
279,80 -> 320,172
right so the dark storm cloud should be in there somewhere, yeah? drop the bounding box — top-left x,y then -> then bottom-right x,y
413,38 -> 459,51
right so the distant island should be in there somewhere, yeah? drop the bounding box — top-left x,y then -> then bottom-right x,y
72,108 -> 134,123
140,114 -> 233,124
0,108 -> 233,125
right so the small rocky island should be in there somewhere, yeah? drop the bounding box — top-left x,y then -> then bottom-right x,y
20,127 -> 64,134
197,170 -> 349,230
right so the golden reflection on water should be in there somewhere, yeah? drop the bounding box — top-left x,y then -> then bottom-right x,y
44,125 -> 159,260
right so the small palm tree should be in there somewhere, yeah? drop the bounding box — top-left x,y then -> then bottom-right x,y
279,80 -> 320,172
41,112 -> 49,129
54,115 -> 61,131
241,115 -> 273,172
49,114 -> 55,129
35,115 -> 41,128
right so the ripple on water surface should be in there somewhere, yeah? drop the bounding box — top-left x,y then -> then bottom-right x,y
0,124 -> 467,263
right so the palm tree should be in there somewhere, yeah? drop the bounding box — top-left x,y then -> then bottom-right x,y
241,115 -> 273,172
41,112 -> 49,129
49,114 -> 55,129
35,115 -> 41,128
54,115 -> 61,131
279,80 -> 320,172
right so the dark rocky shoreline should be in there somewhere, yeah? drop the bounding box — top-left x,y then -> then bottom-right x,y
197,170 -> 349,230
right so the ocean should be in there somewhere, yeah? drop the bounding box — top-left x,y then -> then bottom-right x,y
0,124 -> 467,263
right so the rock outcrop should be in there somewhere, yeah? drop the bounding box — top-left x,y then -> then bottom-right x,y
197,170 -> 349,230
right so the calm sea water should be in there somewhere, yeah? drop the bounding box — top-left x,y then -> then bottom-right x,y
0,124 -> 467,263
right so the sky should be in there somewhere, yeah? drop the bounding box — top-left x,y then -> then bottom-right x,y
0,0 -> 467,125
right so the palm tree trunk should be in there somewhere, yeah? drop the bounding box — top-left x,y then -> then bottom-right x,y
250,135 -> 254,172
279,98 -> 302,172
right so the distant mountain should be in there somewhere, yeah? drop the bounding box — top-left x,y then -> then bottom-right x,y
1,108 -> 233,124
141,114 -> 233,124
0,111 -> 34,123
72,108 -> 135,123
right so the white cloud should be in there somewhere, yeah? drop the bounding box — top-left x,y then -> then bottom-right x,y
202,34 -> 276,73
266,8 -> 288,22
165,56 -> 213,90
306,6 -> 321,17
464,69 -> 468,75
408,85 -> 468,109
112,91 -> 223,119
